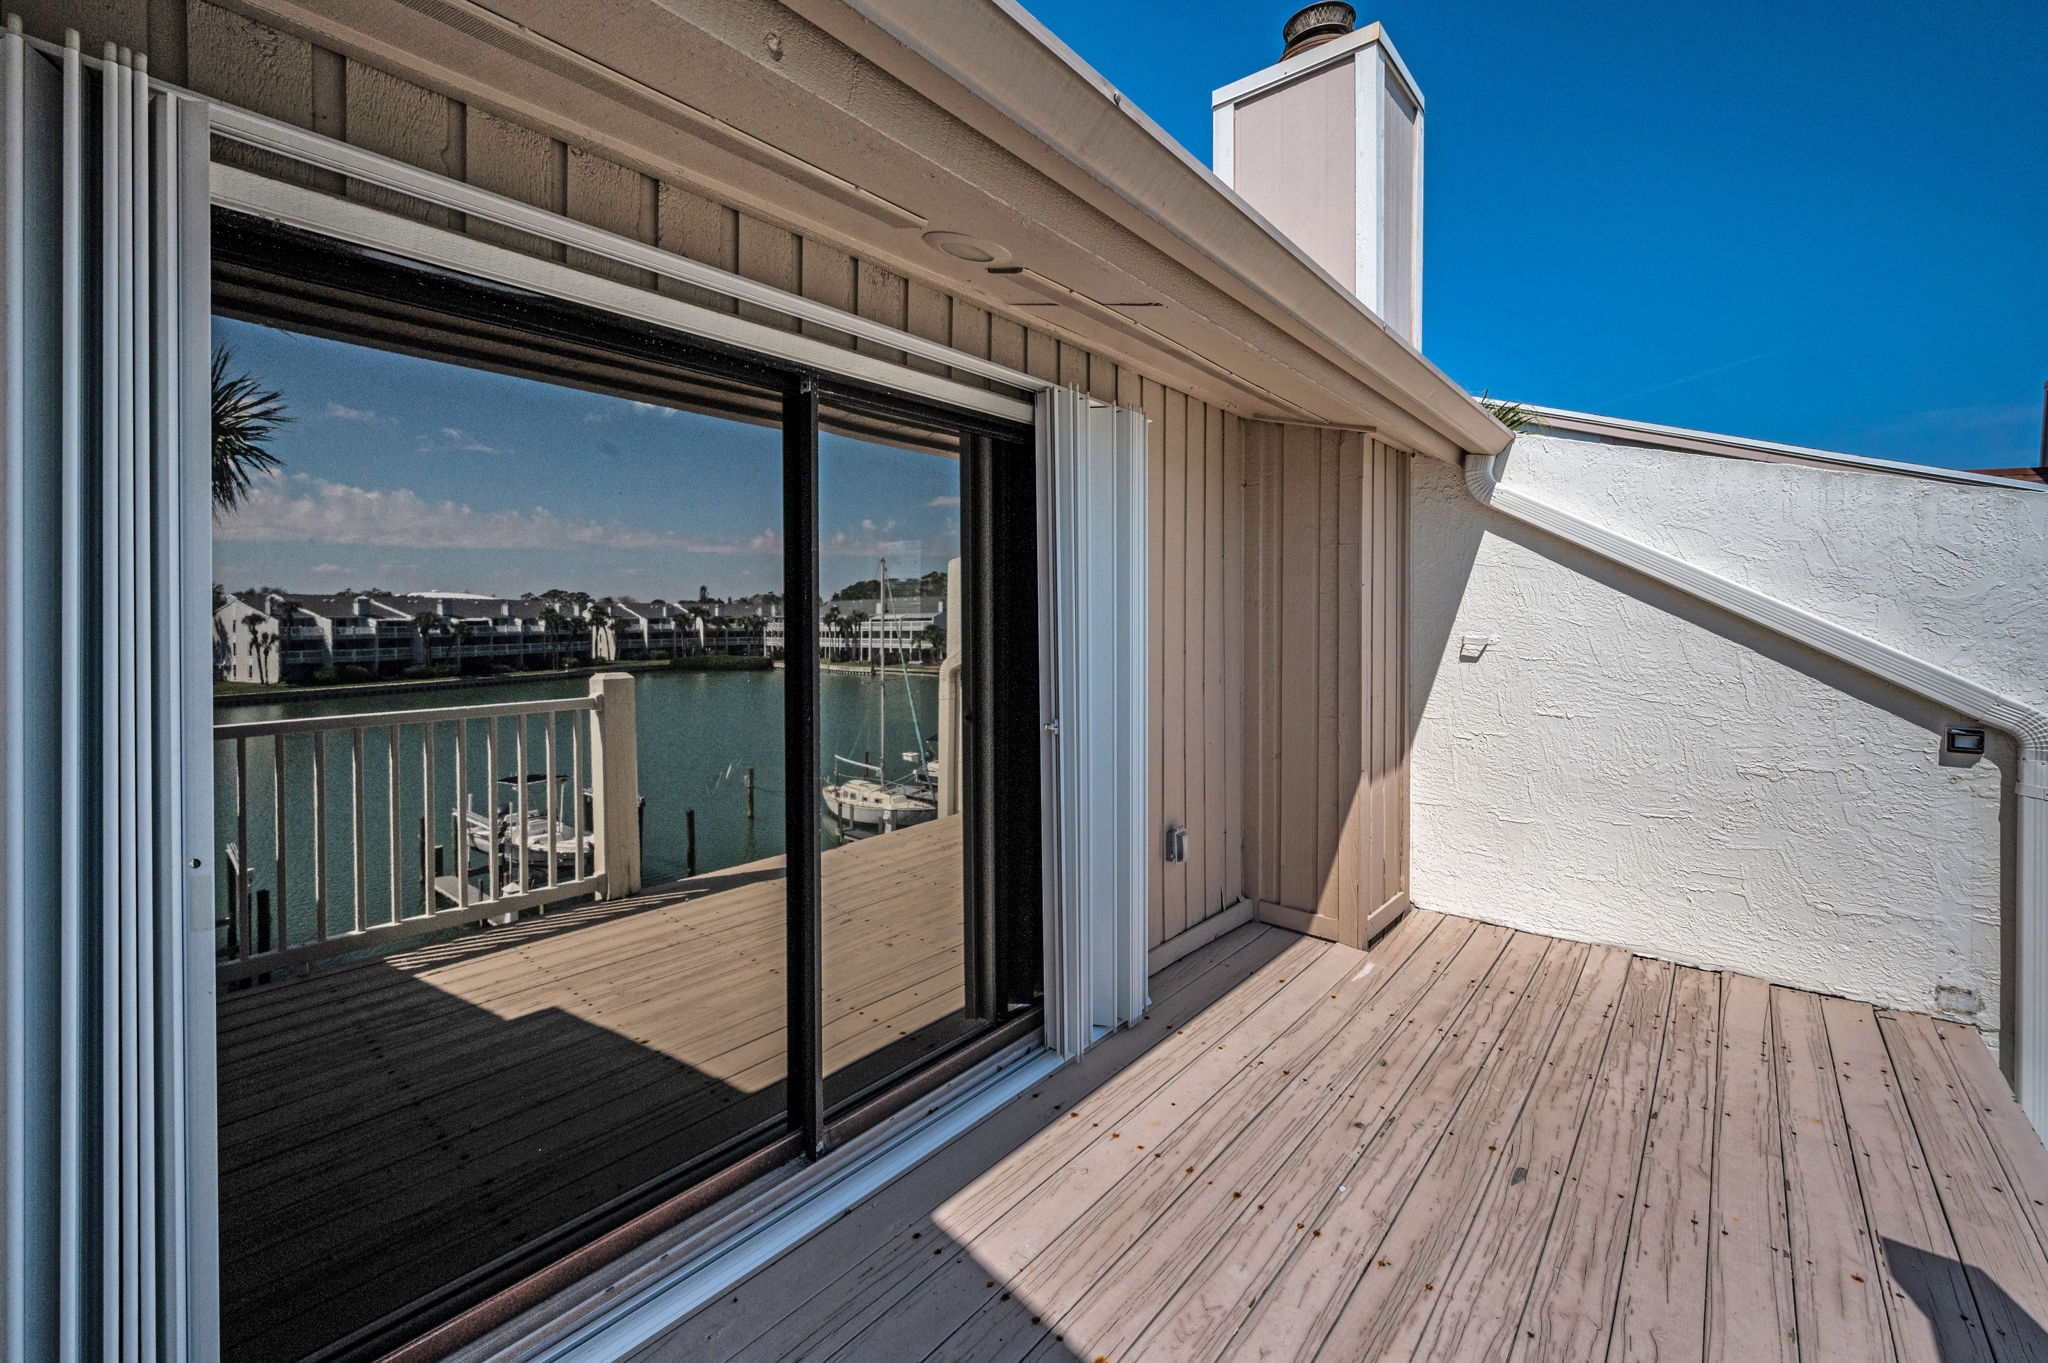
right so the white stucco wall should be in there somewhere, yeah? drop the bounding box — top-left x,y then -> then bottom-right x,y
1410,434 -> 2048,1046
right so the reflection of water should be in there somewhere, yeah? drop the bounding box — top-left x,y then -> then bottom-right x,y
212,667 -> 939,952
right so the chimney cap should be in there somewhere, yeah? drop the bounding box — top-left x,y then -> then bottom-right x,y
1281,3 -> 1356,59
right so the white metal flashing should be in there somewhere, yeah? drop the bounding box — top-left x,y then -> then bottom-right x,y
1520,402 -> 2046,492
1464,451 -> 2048,1134
1209,22 -> 1424,113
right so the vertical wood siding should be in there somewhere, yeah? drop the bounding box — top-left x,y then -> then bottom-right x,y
19,1 -> 1282,954
1241,422 -> 1411,949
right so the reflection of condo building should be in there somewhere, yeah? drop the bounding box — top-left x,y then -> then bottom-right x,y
214,592 -> 595,683
215,589 -> 950,682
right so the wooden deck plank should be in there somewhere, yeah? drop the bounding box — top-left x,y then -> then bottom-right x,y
296,905 -> 2048,1363
1505,956 -> 1675,1361
1400,944 -> 1634,1361
1009,927 -> 1538,1363
1704,974 -> 1800,1363
1280,941 -> 1603,1362
1881,1010 -> 2048,1360
807,920 -> 1475,1363
1822,996 -> 1993,1362
732,945 -> 1371,1363
1774,987 -> 1898,1361
1926,1017 -> 2048,1258
1610,965 -> 1722,1361
628,924 -> 1319,1363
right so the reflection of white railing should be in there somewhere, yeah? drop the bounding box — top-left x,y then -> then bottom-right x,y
213,673 -> 640,981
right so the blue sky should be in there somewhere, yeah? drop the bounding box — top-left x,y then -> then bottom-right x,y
1023,0 -> 2047,469
213,318 -> 961,599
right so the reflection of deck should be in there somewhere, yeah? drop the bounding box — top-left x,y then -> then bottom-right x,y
643,910 -> 2048,1363
217,815 -> 966,1363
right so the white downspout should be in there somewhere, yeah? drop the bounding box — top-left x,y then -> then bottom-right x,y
1463,451 -> 2048,1131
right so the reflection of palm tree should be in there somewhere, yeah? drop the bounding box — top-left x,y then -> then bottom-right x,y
538,607 -> 564,668
843,611 -> 869,662
271,599 -> 304,680
410,612 -> 444,667
243,612 -> 273,683
211,346 -> 289,511
917,622 -> 946,662
585,599 -> 615,660
822,606 -> 843,659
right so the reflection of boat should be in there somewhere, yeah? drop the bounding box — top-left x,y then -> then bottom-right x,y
823,755 -> 935,833
823,556 -> 937,837
460,772 -> 595,884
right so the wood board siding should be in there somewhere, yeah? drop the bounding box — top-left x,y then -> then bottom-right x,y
1242,422 -> 1410,949
16,1 -> 1410,957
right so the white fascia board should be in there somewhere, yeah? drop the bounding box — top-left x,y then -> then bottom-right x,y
1211,23 -> 1424,113
1520,402 -> 2047,492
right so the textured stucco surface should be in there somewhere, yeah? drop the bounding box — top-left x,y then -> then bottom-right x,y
1410,435 -> 2048,1046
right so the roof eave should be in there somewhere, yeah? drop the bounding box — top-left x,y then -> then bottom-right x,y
782,0 -> 1509,458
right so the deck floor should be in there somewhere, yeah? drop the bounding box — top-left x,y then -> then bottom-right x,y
216,815 -> 969,1363
635,909 -> 2048,1363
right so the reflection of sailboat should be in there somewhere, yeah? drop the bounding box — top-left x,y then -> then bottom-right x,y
823,557 -> 937,837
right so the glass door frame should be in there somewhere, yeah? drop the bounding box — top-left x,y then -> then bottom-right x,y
210,210 -> 1043,1354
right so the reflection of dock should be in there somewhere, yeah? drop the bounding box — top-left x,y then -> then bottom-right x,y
216,816 -> 968,1363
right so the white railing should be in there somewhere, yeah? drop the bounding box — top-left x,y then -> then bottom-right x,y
212,672 -> 640,982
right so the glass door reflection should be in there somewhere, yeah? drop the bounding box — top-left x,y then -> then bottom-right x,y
815,403 -> 982,1109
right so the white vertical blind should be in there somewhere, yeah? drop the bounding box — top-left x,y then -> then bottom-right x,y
0,29 -> 212,1361
1036,388 -> 1149,1058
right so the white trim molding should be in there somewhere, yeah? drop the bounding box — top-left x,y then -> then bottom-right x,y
1037,388 -> 1150,1057
1464,451 -> 2048,1134
204,101 -> 1044,417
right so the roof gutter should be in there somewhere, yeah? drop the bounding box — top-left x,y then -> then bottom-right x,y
1464,451 -> 2048,1133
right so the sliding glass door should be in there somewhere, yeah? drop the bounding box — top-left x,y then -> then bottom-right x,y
209,214 -> 1039,1362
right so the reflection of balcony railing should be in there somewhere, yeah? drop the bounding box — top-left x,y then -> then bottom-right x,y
213,674 -> 641,981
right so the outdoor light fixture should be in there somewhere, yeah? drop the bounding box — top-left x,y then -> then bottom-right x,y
921,230 -> 1008,266
1165,824 -> 1188,864
1946,726 -> 1987,755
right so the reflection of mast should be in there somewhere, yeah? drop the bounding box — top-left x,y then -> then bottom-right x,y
876,556 -> 888,769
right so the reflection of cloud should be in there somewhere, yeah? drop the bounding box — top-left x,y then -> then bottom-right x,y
419,426 -> 501,455
630,401 -> 678,418
217,472 -> 768,555
309,563 -> 344,574
324,403 -> 386,424
925,495 -> 959,508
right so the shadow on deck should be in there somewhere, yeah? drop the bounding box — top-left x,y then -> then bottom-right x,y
217,816 -> 968,1363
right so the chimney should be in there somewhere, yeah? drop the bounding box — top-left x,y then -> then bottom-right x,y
1212,4 -> 1424,344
